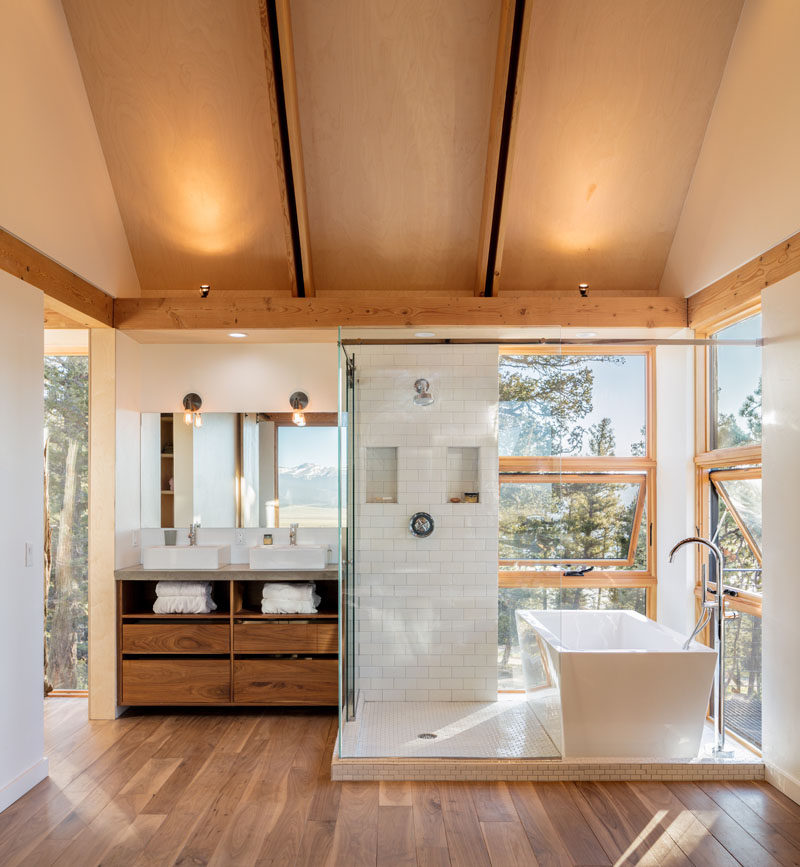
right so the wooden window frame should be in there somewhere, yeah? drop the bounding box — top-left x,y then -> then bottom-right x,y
694,307 -> 763,622
498,346 -> 657,619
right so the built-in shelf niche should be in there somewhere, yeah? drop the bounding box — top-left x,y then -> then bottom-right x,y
446,446 -> 479,503
366,447 -> 398,503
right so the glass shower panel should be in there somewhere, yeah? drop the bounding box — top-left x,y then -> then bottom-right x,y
337,326 -> 564,760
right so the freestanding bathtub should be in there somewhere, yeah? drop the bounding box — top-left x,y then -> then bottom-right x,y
515,610 -> 717,758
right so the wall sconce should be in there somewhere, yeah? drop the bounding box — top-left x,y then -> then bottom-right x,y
289,391 -> 308,426
183,393 -> 203,427
200,283 -> 211,298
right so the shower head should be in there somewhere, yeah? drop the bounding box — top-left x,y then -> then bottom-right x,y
413,379 -> 434,406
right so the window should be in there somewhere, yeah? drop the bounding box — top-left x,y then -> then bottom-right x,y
277,425 -> 338,527
498,349 -> 655,689
44,355 -> 89,693
697,310 -> 762,747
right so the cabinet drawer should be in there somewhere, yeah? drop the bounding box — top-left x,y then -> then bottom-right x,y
233,659 -> 337,705
122,623 -> 230,654
234,621 -> 315,653
314,623 -> 339,653
122,659 -> 230,704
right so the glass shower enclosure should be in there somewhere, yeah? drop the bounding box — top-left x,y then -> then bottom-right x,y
337,328 -> 565,760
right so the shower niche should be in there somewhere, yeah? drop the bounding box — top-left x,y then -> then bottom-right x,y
446,446 -> 480,504
365,446 -> 398,503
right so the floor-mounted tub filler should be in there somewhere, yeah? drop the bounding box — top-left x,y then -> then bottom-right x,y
516,610 -> 717,759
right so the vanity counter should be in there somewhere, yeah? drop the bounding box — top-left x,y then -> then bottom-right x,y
114,563 -> 339,581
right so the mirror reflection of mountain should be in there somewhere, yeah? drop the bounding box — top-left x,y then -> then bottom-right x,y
278,462 -> 338,506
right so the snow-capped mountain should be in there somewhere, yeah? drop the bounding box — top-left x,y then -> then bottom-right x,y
278,462 -> 337,506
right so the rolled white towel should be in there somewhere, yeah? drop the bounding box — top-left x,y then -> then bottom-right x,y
153,595 -> 217,614
261,582 -> 316,601
155,581 -> 213,597
261,593 -> 320,615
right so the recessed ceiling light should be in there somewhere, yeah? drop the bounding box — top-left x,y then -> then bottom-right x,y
414,331 -> 436,338
228,332 -> 247,338
576,331 -> 598,338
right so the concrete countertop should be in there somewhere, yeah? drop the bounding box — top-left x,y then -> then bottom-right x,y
114,563 -> 339,581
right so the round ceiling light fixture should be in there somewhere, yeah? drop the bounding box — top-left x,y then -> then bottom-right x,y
578,283 -> 589,297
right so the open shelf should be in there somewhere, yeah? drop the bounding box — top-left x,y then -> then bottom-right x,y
121,612 -> 230,620
233,610 -> 338,620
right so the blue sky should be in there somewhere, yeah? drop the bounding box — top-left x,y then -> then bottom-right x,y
714,314 -> 762,419
279,425 -> 338,468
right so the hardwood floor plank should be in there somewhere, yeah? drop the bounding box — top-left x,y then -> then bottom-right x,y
94,813 -> 166,867
729,781 -> 800,824
255,714 -> 331,866
296,819 -> 337,867
604,782 -> 692,866
469,782 -> 516,823
440,782 -> 492,867
326,781 -> 380,867
411,782 -> 451,867
630,781 -> 740,867
507,783 -> 573,867
539,782 -> 610,866
480,820 -> 539,866
380,780 -> 413,807
667,782 -> 781,867
307,716 -> 342,823
698,781 -> 800,865
378,805 -> 417,866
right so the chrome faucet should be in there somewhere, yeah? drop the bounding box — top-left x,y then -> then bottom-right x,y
669,535 -> 738,757
188,522 -> 200,547
289,523 -> 298,546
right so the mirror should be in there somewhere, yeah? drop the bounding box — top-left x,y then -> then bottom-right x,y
141,413 -> 338,529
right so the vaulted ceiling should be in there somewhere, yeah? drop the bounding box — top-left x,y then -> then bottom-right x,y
61,0 -> 744,300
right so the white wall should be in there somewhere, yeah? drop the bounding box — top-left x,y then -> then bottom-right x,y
655,342 -> 697,634
762,274 -> 800,803
0,272 -> 47,811
661,0 -> 800,296
354,345 -> 499,702
0,0 -> 138,297
137,343 -> 338,412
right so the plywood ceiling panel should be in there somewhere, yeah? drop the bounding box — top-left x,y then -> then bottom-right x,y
290,0 -> 500,294
499,0 -> 743,294
61,0 -> 292,295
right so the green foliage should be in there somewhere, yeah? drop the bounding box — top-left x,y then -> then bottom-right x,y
716,377 -> 762,448
45,356 -> 89,690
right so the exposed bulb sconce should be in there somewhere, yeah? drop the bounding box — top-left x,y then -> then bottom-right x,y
200,283 -> 211,298
183,393 -> 203,427
413,379 -> 434,406
289,391 -> 308,426
578,283 -> 589,298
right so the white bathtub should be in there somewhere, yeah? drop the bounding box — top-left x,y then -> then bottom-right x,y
515,610 -> 717,758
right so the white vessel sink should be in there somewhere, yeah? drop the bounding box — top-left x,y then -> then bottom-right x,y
249,544 -> 328,570
142,545 -> 231,570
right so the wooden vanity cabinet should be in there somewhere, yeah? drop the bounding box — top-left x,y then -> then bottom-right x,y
117,578 -> 339,706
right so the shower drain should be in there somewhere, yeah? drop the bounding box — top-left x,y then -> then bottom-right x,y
417,732 -> 437,739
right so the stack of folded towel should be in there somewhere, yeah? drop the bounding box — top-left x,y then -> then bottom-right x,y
261,582 -> 320,614
153,581 -> 217,614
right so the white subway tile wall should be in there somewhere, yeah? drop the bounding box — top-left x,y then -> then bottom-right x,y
352,345 -> 499,701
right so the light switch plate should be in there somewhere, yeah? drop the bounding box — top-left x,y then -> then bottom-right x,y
132,530 -> 140,548
24,542 -> 33,567
235,529 -> 246,545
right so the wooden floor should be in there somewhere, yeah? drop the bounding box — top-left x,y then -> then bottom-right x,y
1,700 -> 800,866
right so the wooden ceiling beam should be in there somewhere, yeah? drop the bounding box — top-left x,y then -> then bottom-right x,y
114,293 -> 686,330
0,227 -> 113,327
259,0 -> 314,297
475,0 -> 532,297
688,230 -> 800,330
